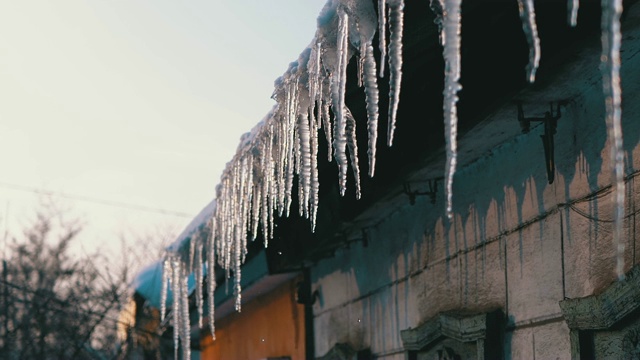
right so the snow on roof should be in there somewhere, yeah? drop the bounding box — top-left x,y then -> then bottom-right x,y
131,259 -> 196,310
165,199 -> 216,255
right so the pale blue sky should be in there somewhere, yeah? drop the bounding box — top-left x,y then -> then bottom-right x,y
0,1 -> 326,261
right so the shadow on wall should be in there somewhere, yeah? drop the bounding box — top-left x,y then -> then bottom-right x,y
310,57 -> 640,357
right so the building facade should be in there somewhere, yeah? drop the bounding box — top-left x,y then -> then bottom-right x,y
134,0 -> 640,359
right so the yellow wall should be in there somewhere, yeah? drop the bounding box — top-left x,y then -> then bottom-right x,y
201,277 -> 305,360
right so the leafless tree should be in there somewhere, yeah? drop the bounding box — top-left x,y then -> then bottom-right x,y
0,201 -> 130,359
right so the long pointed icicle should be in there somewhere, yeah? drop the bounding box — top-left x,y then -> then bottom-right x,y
234,211 -> 243,311
179,266 -> 191,360
378,0 -> 387,77
309,45 -> 322,131
195,241 -> 204,329
160,259 -> 170,323
358,48 -> 365,88
298,112 -> 312,218
345,107 -> 362,199
171,259 -> 180,360
296,127 -> 305,218
261,171 -> 270,245
285,83 -> 298,216
569,0 -> 580,27
276,115 -> 286,215
387,0 -> 404,147
189,233 -> 196,273
322,89 -> 334,162
517,0 -> 541,83
268,171 -> 276,240
362,41 -> 379,177
208,218 -> 217,340
315,52 -> 324,132
601,0 -> 625,279
442,0 -> 462,220
251,183 -> 262,240
310,108 -> 320,231
334,8 -> 350,196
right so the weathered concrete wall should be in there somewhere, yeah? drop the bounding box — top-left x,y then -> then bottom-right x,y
201,278 -> 305,360
311,4 -> 640,359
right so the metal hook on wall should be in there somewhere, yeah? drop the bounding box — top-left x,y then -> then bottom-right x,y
403,179 -> 438,205
517,102 -> 562,184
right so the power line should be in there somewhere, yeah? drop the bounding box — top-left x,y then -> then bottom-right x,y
0,181 -> 194,218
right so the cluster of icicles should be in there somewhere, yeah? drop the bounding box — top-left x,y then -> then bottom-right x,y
158,0 -> 626,357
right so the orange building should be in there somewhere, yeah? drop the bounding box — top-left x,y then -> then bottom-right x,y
201,277 -> 305,360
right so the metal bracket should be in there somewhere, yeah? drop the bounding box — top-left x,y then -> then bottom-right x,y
403,179 -> 438,205
517,102 -> 561,184
296,281 -> 319,305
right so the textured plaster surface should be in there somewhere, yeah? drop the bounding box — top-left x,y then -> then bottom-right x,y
311,4 -> 640,359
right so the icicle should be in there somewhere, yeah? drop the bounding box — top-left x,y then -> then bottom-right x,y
333,7 -> 350,196
293,119 -> 303,218
442,0 -> 462,220
188,234 -> 196,273
234,208 -> 243,312
268,175 -> 276,240
207,217 -> 217,341
171,258 -> 180,360
160,258 -> 170,323
345,107 -> 362,199
517,0 -> 541,83
322,92 -> 334,162
281,111 -> 291,218
317,77 -> 325,130
220,178 -> 232,271
232,165 -> 242,272
179,265 -> 191,360
362,41 -> 379,177
310,107 -> 320,231
280,97 -> 292,219
285,83 -> 298,216
295,126 -> 305,217
298,113 -> 311,217
308,48 -> 321,150
273,116 -> 282,216
387,0 -> 404,147
357,51 -> 365,87
569,0 -> 579,27
601,0 -> 625,279
234,260 -> 242,312
251,181 -> 262,240
316,82 -> 324,131
242,156 -> 253,259
277,114 -> 287,216
260,162 -> 271,247
378,0 -> 387,77
195,241 -> 204,329
298,112 -> 312,218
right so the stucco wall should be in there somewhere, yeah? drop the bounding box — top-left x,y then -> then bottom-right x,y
201,278 -> 305,360
310,4 -> 640,359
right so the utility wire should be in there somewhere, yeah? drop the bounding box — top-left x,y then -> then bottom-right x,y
560,169 -> 640,223
0,181 -> 194,218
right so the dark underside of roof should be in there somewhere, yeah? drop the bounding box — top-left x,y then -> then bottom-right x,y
241,0 -> 635,272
